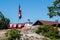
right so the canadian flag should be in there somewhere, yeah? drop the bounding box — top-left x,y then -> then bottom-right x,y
19,5 -> 22,19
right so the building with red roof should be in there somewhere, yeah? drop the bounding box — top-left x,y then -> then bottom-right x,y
33,20 -> 58,26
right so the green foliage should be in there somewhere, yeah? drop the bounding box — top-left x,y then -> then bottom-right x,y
55,34 -> 60,39
48,0 -> 60,18
35,25 -> 50,34
35,28 -> 40,34
35,25 -> 60,39
46,27 -> 59,39
5,29 -> 21,40
40,25 -> 50,32
0,11 -> 10,29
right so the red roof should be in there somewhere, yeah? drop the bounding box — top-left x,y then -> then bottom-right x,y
33,20 -> 58,26
39,20 -> 58,25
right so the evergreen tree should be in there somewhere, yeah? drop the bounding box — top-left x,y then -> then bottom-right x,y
0,11 -> 10,29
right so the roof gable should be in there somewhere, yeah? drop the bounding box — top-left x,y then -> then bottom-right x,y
33,20 -> 58,26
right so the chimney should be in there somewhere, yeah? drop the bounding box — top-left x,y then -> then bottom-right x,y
55,20 -> 58,23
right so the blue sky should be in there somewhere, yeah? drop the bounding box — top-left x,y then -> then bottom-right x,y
0,0 -> 60,24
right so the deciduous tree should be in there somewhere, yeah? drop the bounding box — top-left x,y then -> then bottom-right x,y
48,0 -> 60,18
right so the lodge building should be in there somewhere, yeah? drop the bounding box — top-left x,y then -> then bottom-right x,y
33,20 -> 58,26
8,20 -> 60,29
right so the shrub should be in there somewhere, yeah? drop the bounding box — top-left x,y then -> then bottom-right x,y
35,25 -> 60,39
55,34 -> 60,39
35,29 -> 40,34
5,29 -> 21,40
35,25 -> 50,34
